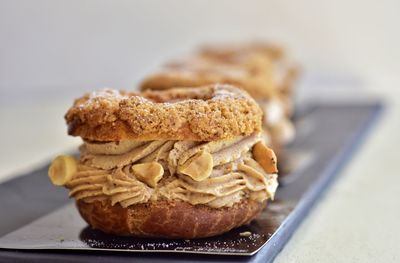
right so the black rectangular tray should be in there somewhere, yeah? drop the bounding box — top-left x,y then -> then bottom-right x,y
0,102 -> 383,263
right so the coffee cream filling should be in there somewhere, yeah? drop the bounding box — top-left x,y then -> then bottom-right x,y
55,133 -> 278,209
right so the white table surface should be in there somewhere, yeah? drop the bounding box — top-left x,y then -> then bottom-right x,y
0,78 -> 399,262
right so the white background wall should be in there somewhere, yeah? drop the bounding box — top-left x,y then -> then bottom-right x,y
1,0 -> 399,99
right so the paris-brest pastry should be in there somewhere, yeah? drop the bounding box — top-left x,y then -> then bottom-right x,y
48,84 -> 279,239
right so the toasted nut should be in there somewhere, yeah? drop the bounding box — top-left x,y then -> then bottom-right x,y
48,155 -> 77,186
252,142 -> 278,174
178,151 -> 213,181
131,162 -> 164,188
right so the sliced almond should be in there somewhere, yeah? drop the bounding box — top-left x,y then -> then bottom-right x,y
131,162 -> 164,188
48,155 -> 78,186
252,142 -> 278,174
178,150 -> 213,181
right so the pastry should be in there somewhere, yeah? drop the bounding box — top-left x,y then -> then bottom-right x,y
48,84 -> 279,239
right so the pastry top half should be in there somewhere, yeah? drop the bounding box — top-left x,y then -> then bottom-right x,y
65,84 -> 263,142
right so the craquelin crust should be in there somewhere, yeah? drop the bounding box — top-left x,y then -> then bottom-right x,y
140,66 -> 276,99
65,84 -> 263,142
199,42 -> 285,62
76,199 -> 266,239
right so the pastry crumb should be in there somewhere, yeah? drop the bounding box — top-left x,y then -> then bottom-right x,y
239,231 -> 252,237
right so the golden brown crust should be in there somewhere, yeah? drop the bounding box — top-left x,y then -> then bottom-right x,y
76,199 -> 266,239
199,42 -> 285,62
140,55 -> 275,98
65,84 -> 263,142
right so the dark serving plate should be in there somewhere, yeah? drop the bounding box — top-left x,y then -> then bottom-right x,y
0,102 -> 383,263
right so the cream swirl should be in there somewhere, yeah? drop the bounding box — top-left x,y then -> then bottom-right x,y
63,133 -> 278,208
